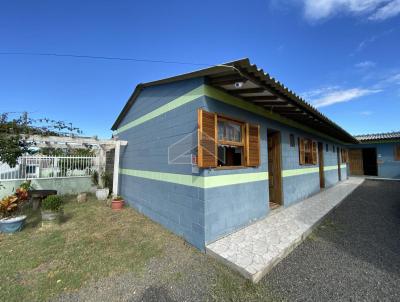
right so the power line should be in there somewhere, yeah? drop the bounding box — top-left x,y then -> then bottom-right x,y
0,51 -> 214,67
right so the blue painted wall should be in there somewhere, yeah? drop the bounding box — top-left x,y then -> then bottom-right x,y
204,181 -> 268,243
116,78 -> 350,249
349,142 -> 400,179
119,174 -> 205,249
203,96 -> 348,243
117,78 -> 207,249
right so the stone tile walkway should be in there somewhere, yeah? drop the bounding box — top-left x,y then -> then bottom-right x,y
206,177 -> 365,283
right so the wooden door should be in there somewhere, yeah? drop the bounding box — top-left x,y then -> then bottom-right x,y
337,147 -> 341,181
267,131 -> 282,207
349,149 -> 363,175
318,142 -> 325,188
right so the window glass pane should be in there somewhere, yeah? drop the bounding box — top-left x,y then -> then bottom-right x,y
218,121 -> 224,141
218,120 -> 242,142
217,145 -> 243,166
218,145 -> 226,164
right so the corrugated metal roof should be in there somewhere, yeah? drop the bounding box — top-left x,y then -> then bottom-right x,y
355,131 -> 400,142
111,58 -> 358,143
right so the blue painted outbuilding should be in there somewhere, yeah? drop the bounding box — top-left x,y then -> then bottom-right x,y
348,132 -> 400,179
111,59 -> 358,250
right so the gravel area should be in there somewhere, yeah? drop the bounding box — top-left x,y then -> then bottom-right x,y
262,179 -> 400,301
52,179 -> 400,302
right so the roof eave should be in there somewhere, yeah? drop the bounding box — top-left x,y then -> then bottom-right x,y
111,58 -> 358,144
111,84 -> 144,131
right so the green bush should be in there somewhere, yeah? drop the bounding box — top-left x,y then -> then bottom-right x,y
42,195 -> 63,212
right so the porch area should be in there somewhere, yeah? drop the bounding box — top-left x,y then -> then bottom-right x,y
206,177 -> 365,283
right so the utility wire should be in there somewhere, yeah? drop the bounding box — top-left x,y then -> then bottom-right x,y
0,51 -> 214,67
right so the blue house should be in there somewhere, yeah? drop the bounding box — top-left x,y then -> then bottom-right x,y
348,132 -> 400,179
111,59 -> 357,250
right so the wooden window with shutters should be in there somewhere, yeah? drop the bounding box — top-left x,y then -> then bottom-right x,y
299,137 -> 316,165
395,145 -> 400,161
197,109 -> 260,168
217,116 -> 245,167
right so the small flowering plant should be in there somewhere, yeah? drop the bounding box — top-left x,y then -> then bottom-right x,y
0,181 -> 32,218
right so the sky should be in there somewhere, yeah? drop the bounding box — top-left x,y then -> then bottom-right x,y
1,0 -> 399,138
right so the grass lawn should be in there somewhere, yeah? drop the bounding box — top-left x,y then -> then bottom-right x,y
0,195 -> 277,302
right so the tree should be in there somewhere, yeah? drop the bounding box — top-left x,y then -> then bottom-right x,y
0,112 -> 81,167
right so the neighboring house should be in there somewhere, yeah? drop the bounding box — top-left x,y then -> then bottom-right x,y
348,132 -> 400,179
111,58 -> 357,250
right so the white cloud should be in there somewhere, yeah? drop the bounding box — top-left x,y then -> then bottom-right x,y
302,0 -> 400,21
355,61 -> 376,68
369,0 -> 400,20
384,73 -> 400,84
301,86 -> 340,99
352,28 -> 394,54
302,87 -> 382,108
373,71 -> 400,88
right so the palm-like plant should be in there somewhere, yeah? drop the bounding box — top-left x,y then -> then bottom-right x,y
0,195 -> 19,218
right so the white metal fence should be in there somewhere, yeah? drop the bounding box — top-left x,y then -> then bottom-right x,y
0,156 -> 99,181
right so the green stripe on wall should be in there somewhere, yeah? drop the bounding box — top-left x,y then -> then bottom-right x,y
114,86 -> 205,134
114,84 -> 345,144
120,164 -> 347,189
282,167 -> 319,177
281,164 -> 345,177
120,168 -> 268,189
203,172 -> 268,188
325,165 -> 338,171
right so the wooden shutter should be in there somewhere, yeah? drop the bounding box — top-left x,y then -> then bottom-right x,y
395,145 -> 400,161
299,138 -> 305,165
246,123 -> 260,166
197,109 -> 217,168
312,141 -> 317,164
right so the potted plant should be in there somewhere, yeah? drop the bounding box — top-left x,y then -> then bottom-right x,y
41,195 -> 63,225
111,195 -> 124,211
0,188 -> 29,233
92,171 -> 110,201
